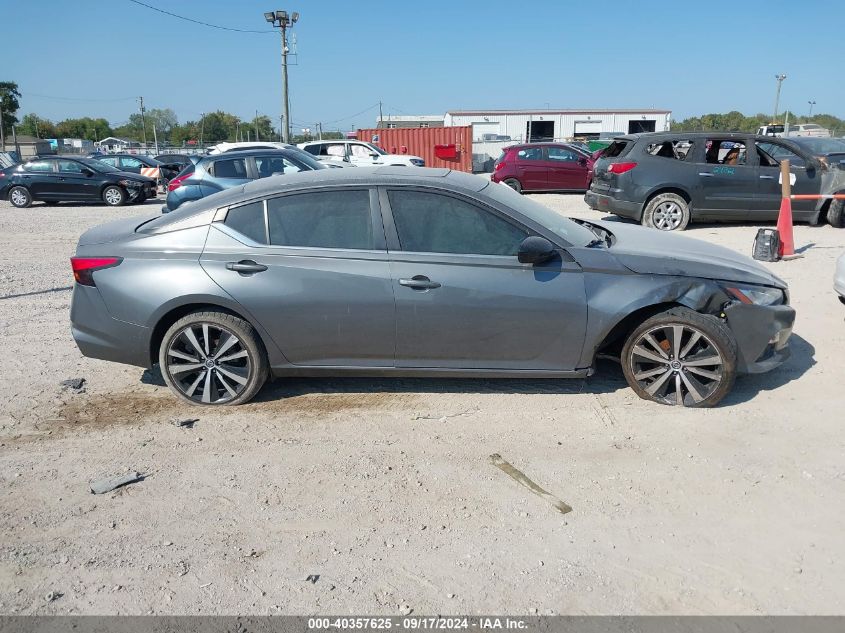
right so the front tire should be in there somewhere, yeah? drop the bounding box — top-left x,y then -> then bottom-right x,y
102,185 -> 126,207
621,307 -> 737,407
503,178 -> 522,194
159,311 -> 269,406
642,193 -> 690,231
827,198 -> 845,228
9,186 -> 32,208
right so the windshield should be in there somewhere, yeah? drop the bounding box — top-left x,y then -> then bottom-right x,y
284,147 -> 327,170
365,143 -> 388,156
484,181 -> 598,247
80,157 -> 120,173
792,137 -> 845,154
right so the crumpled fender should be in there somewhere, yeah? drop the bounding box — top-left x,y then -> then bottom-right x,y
723,303 -> 795,372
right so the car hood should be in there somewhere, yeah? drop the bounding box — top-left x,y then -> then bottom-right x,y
587,220 -> 787,289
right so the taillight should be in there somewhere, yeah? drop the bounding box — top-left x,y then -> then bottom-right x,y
168,172 -> 191,191
608,162 -> 637,175
494,162 -> 505,171
70,257 -> 123,287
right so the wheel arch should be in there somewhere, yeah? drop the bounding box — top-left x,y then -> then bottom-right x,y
148,300 -> 281,368
592,301 -> 686,360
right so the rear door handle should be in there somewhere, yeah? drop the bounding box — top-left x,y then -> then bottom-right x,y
399,275 -> 441,290
698,172 -> 715,177
759,175 -> 775,180
225,260 -> 268,274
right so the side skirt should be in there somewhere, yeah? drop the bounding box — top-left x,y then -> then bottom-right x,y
270,366 -> 594,379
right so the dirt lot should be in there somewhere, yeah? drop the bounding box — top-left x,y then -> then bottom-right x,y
1,192 -> 844,616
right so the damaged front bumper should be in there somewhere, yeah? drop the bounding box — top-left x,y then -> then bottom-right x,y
723,303 -> 796,374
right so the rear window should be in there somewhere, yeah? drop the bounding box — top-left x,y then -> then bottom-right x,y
603,141 -> 629,158
645,140 -> 694,161
224,200 -> 266,244
211,157 -> 248,179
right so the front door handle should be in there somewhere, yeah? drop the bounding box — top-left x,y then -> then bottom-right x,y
399,275 -> 441,290
759,175 -> 775,180
698,172 -> 715,177
225,260 -> 268,274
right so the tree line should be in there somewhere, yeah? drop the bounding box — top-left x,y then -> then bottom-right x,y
672,110 -> 844,135
1,81 -> 342,146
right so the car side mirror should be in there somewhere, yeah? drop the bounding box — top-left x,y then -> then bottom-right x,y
578,157 -> 587,166
518,236 -> 556,265
370,152 -> 380,159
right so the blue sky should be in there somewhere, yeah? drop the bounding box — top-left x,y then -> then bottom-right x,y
5,0 -> 844,131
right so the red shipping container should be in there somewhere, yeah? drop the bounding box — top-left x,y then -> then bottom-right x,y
355,126 -> 472,172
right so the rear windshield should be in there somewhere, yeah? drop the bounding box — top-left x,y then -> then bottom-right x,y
603,141 -> 629,158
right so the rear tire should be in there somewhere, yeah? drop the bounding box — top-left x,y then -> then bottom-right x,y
642,193 -> 690,231
621,307 -> 737,408
9,186 -> 32,208
159,311 -> 269,406
827,198 -> 845,228
503,178 -> 522,194
102,185 -> 126,207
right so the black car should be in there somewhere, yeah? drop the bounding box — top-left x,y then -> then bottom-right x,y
91,153 -> 181,182
585,132 -> 845,231
0,156 -> 156,208
154,153 -> 202,173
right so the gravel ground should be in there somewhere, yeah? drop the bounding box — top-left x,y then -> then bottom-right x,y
1,192 -> 844,616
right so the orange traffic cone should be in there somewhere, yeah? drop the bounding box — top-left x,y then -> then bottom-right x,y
776,196 -> 795,258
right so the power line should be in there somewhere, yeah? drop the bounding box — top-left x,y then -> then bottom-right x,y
126,0 -> 274,34
322,103 -> 380,125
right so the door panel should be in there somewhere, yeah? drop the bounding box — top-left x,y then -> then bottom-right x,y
754,141 -> 821,220
696,140 -> 757,218
200,227 -> 395,366
544,146 -> 588,189
390,254 -> 587,370
56,160 -> 100,200
514,147 -> 546,190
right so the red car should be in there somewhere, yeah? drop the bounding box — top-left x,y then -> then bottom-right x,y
491,143 -> 594,193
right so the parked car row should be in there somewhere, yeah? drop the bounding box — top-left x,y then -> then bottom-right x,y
585,132 -> 845,230
0,156 -> 156,207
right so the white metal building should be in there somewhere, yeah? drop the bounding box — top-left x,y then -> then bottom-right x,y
445,108 -> 672,143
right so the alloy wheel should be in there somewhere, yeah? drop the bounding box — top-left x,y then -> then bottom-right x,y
628,323 -> 724,406
104,187 -> 123,205
166,323 -> 252,404
652,201 -> 684,230
10,189 -> 28,207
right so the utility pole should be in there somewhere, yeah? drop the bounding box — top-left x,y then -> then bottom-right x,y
0,105 -> 5,151
254,109 -> 259,142
280,115 -> 284,142
379,101 -> 383,128
773,74 -> 786,123
264,10 -> 299,143
199,112 -> 205,146
808,100 -> 816,118
138,96 -> 147,147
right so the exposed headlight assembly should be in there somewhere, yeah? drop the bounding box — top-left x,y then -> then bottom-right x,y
724,285 -> 785,306
118,179 -> 143,188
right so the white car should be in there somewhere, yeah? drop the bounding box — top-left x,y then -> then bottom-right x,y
207,141 -> 293,155
298,140 -> 425,167
785,123 -> 831,138
835,252 -> 845,304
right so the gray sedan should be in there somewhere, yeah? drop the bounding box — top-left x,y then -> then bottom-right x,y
70,167 -> 795,408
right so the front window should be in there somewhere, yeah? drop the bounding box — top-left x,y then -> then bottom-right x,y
211,158 -> 249,179
254,156 -> 302,178
57,160 -> 85,173
388,189 -> 528,256
120,157 -> 144,169
757,142 -> 805,168
484,182 -> 597,247
547,147 -> 580,162
362,143 -> 387,156
350,143 -> 375,158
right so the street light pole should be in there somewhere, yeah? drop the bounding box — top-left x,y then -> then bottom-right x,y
808,100 -> 816,118
138,96 -> 147,147
264,10 -> 299,144
773,74 -> 786,123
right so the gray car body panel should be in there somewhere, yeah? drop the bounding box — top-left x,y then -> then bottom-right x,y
70,167 -> 794,379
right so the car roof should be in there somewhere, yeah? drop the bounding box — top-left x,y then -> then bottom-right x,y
199,148 -> 303,161
184,167 -> 485,210
617,132 -> 765,143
